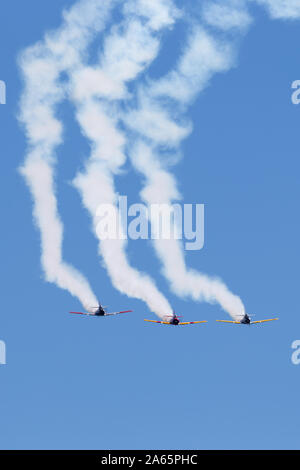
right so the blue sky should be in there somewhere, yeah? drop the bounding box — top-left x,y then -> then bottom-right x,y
0,0 -> 300,450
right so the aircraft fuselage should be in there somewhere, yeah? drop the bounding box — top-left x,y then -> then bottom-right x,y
240,314 -> 251,324
95,306 -> 106,316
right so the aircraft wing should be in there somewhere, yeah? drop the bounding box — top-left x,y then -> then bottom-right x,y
178,321 -> 207,325
144,319 -> 171,325
251,318 -> 279,324
216,320 -> 241,324
69,311 -> 93,316
105,310 -> 132,316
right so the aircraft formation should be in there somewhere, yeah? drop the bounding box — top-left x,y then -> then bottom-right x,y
70,305 -> 278,326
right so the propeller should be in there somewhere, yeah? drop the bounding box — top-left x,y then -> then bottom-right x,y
164,315 -> 183,319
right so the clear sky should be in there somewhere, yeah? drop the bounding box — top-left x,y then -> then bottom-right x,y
0,0 -> 300,450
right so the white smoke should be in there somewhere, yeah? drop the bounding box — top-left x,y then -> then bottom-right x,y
20,0 -> 297,319
203,0 -> 252,31
69,0 -> 180,317
129,141 -> 245,319
253,0 -> 300,19
122,2 -> 252,319
123,0 -> 300,319
19,0 -> 116,310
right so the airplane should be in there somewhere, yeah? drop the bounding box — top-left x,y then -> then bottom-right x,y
144,312 -> 207,326
216,313 -> 278,325
70,304 -> 132,317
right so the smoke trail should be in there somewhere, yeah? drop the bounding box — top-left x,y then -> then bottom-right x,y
253,0 -> 300,19
19,0 -> 116,309
129,141 -> 244,319
20,0 -> 295,318
70,0 -> 180,317
121,1 -> 252,319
